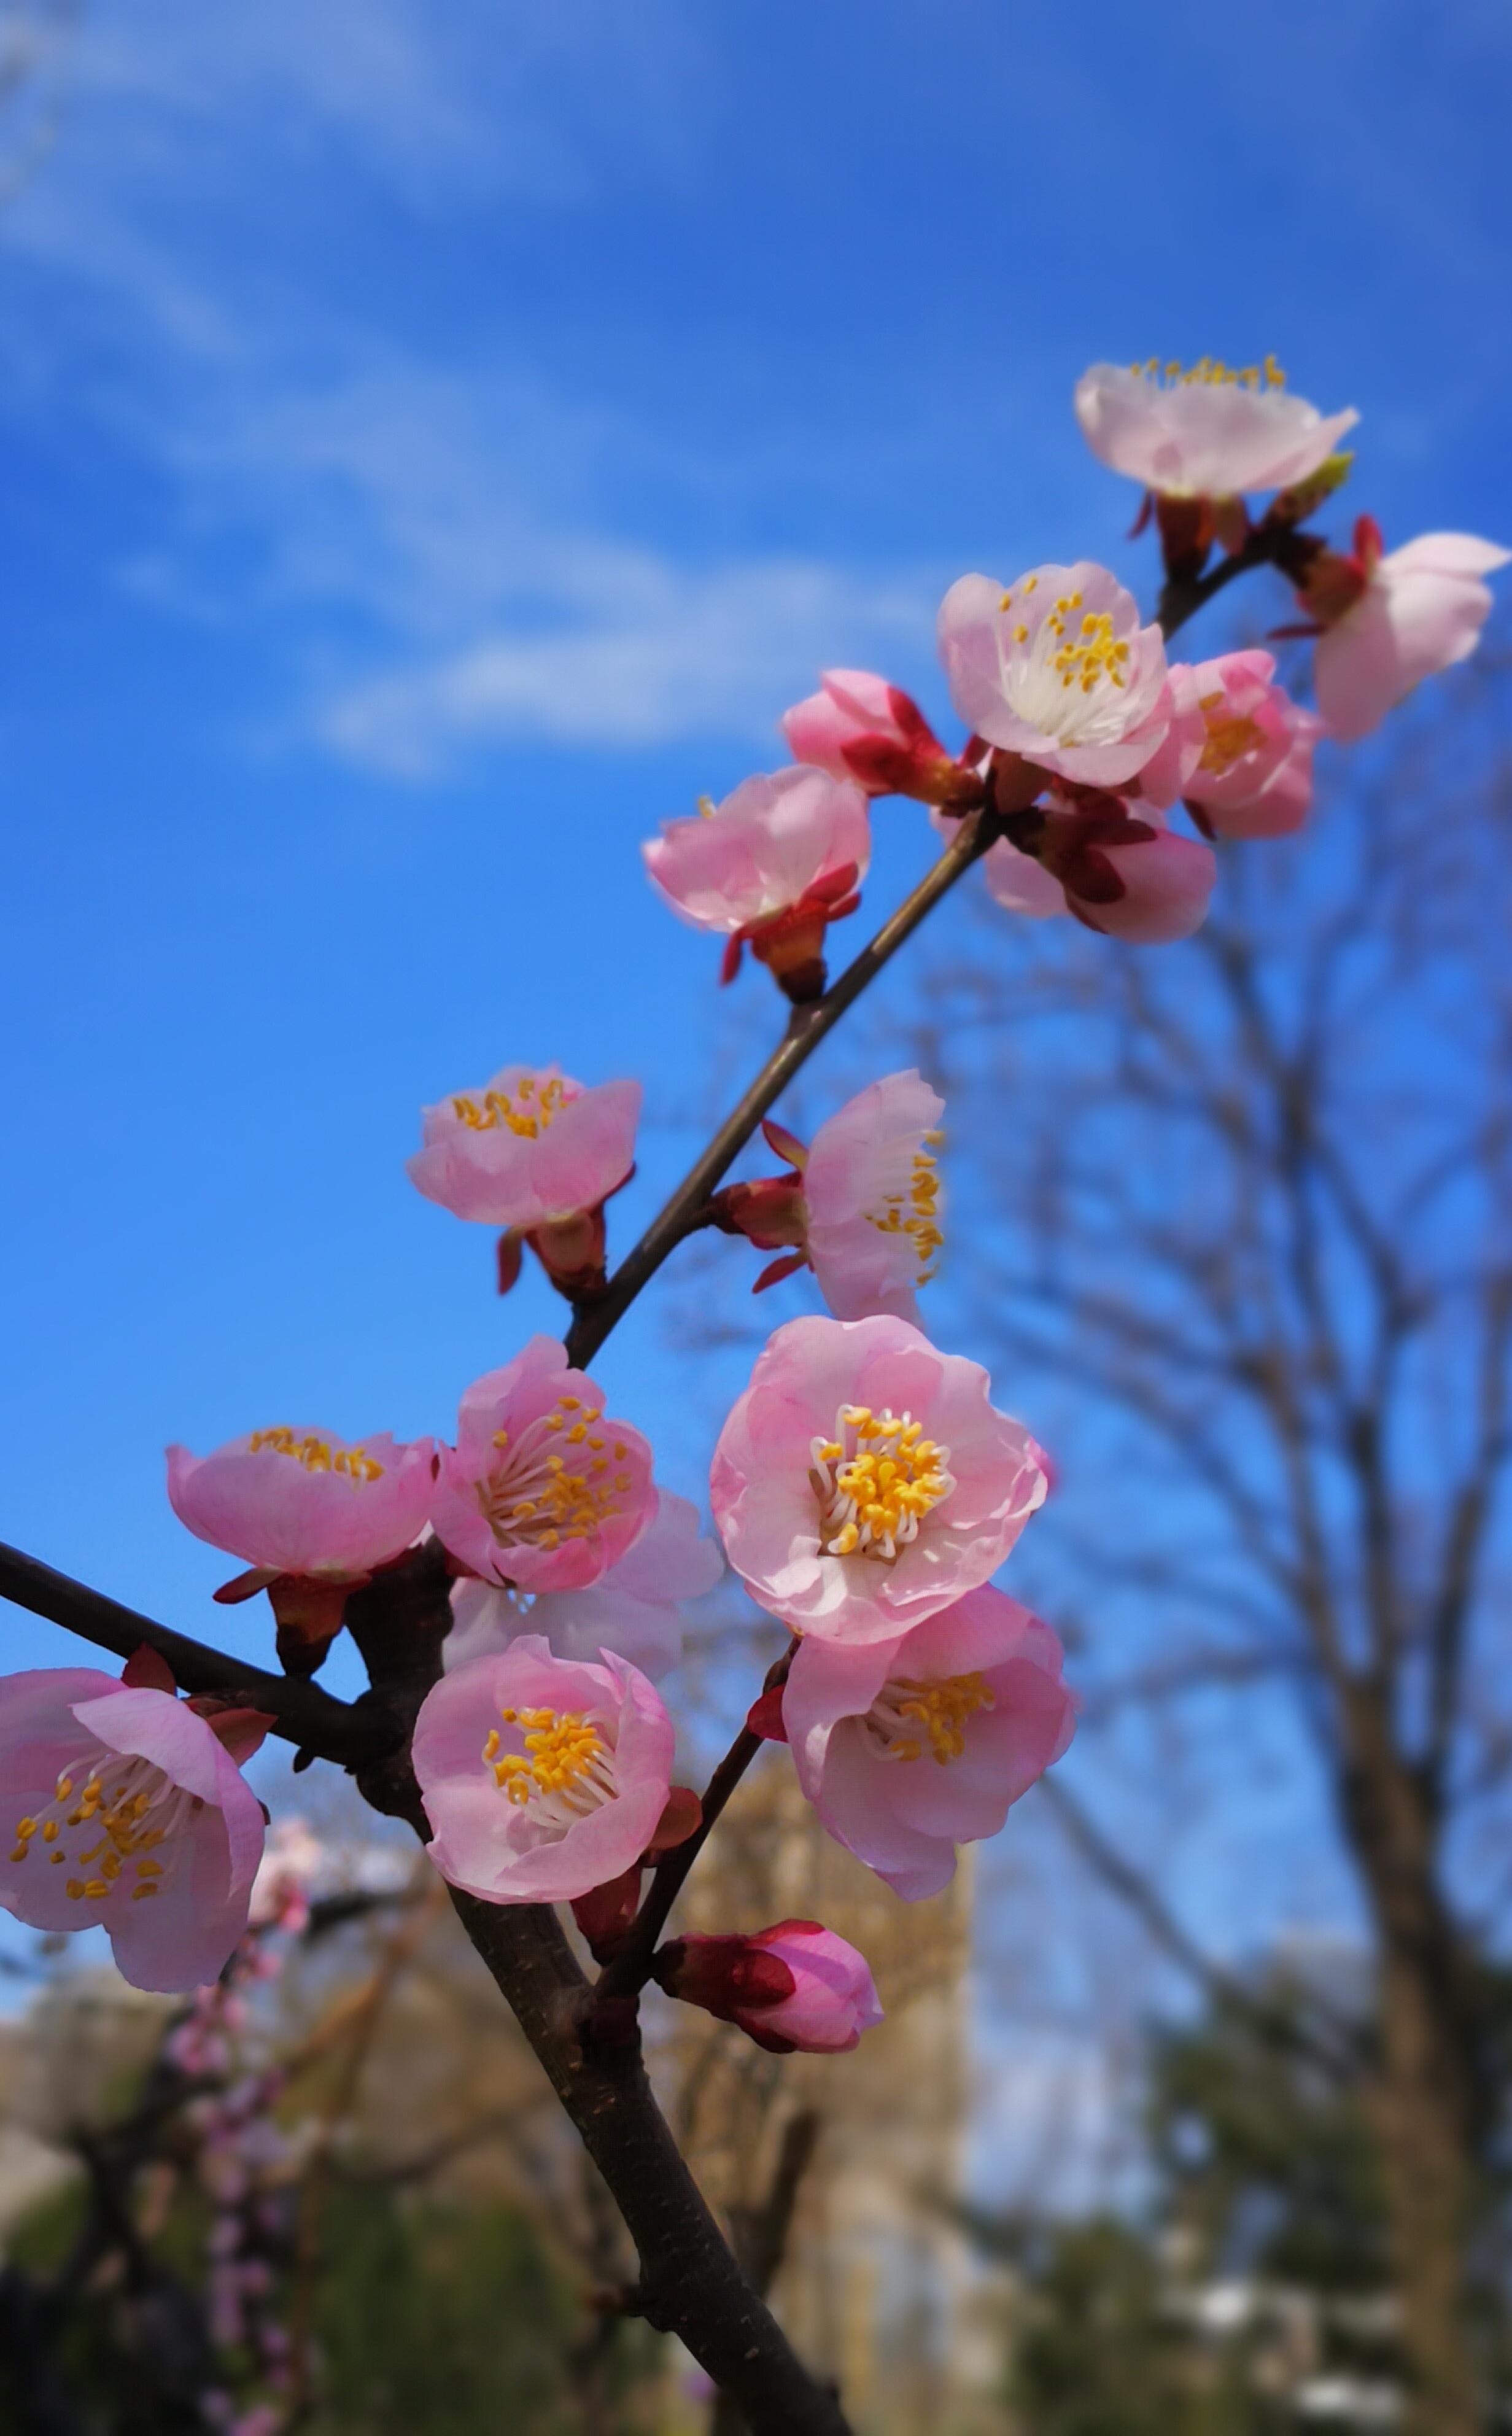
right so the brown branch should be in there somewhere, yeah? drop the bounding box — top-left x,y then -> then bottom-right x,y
0,1539 -> 387,1765
596,1649 -> 792,2003
563,810 -> 999,1370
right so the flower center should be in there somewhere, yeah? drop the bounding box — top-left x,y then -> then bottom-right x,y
1128,354 -> 1286,390
1050,603 -> 1128,696
481,1394 -> 634,1557
248,1428 -> 384,1484
482,1705 -> 616,1822
864,1671 -> 995,1764
10,1752 -> 198,1904
865,1141 -> 945,1282
450,1073 -> 570,1138
810,1405 -> 955,1562
1197,696 -> 1265,775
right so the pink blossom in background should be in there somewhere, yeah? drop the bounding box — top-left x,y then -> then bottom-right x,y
642,767 -> 870,936
166,1427 -> 435,1583
413,1635 -> 674,1904
0,1666 -> 266,1992
710,1313 -> 1048,1647
780,669 -> 977,806
938,564 -> 1172,789
1139,651 -> 1325,837
1074,359 -> 1358,498
972,797 -> 1216,944
802,1069 -> 946,1324
430,1336 -> 654,1594
407,1063 -> 641,1231
1311,528 -> 1510,743
445,1488 -> 723,1682
654,1920 -> 883,2054
784,1585 -> 1076,1899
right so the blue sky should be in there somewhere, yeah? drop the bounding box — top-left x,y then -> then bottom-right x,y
3,0 -> 1511,2087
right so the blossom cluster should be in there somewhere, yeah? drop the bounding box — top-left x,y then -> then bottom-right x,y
4,353 -> 1503,2069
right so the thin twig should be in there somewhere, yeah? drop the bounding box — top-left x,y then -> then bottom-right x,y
0,1540 -> 386,1764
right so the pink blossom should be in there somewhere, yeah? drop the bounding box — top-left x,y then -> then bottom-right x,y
0,1667 -> 266,1993
804,1071 -> 947,1323
643,769 -> 870,938
781,670 -> 978,807
1312,528 -> 1510,743
1136,652 -> 1324,837
938,565 -> 1172,790
973,795 -> 1216,945
710,1313 -> 1048,1647
412,1636 -> 675,1904
784,1586 -> 1076,1900
166,1426 -> 434,1585
407,1064 -> 641,1232
716,1073 -> 946,1322
1177,651 -> 1324,836
430,1336 -> 655,1594
654,1920 -> 883,2053
1074,359 -> 1358,498
446,1488 -> 722,1682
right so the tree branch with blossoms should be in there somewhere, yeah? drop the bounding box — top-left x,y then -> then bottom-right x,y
1,352 -> 1505,2436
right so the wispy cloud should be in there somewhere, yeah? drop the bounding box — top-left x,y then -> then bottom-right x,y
1,0 -> 895,775
317,552 -> 928,775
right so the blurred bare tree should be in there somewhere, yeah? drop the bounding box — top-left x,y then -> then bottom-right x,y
0,0 -> 80,206
910,642 -> 1512,2436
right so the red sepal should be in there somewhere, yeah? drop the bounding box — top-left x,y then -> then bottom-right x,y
720,935 -> 743,986
648,1785 -> 703,1853
122,1643 -> 177,1694
753,1251 -> 808,1294
496,1231 -> 524,1296
745,1685 -> 789,1743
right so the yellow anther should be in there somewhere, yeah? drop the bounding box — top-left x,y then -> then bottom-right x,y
1199,708 -> 1265,775
869,1670 -> 995,1764
487,1705 -> 610,1812
249,1428 -> 382,1484
1137,353 -> 1286,392
451,1074 -> 570,1140
132,1882 -> 160,1901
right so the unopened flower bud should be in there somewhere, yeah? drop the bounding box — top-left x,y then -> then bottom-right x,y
653,1919 -> 883,2054
782,670 -> 982,807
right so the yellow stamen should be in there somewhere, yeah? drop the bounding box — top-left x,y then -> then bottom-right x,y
451,1074 -> 571,1139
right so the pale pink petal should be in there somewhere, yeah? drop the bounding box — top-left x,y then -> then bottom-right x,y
1075,363 -> 1358,497
414,1639 -> 674,1903
711,1314 -> 1048,1646
166,1430 -> 434,1579
939,564 -> 1171,789
430,1340 -> 655,1594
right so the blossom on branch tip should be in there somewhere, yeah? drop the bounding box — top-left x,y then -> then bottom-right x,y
653,1920 -> 883,2054
412,1637 -> 675,1904
430,1336 -> 654,1594
1074,358 -> 1358,500
0,1664 -> 267,1992
1139,651 -> 1325,836
445,1488 -> 722,1682
643,768 -> 870,999
784,1586 -> 1076,1900
938,565 -> 1172,790
166,1426 -> 435,1663
1306,522 -> 1510,743
710,1313 -> 1048,1647
715,1071 -> 946,1324
780,669 -> 980,807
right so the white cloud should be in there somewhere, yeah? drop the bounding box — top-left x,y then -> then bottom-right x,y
0,0 -> 938,775
317,551 -> 926,775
